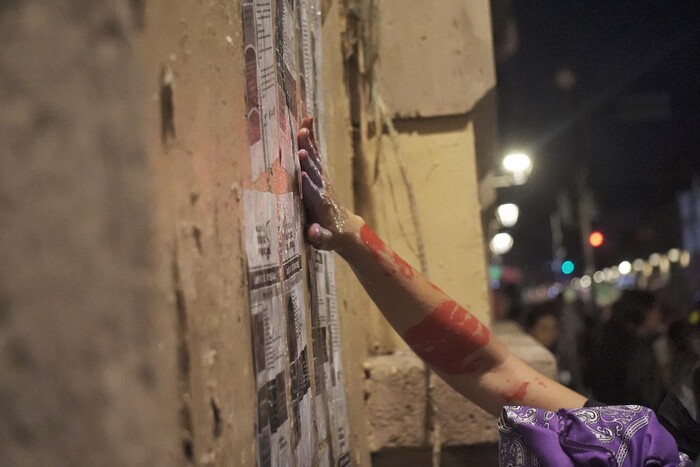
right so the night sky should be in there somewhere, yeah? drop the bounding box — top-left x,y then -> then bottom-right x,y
495,0 -> 700,281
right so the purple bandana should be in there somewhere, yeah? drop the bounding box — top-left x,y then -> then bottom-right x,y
498,405 -> 692,466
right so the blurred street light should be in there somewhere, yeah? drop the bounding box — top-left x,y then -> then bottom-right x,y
618,261 -> 632,275
502,152 -> 532,185
490,232 -> 514,255
588,231 -> 604,248
649,253 -> 661,267
680,250 -> 691,267
668,248 -> 681,263
561,260 -> 575,275
632,259 -> 645,272
593,271 -> 605,283
580,275 -> 592,288
496,203 -> 520,228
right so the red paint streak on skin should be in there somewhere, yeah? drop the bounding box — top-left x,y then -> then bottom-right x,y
392,252 -> 415,279
404,300 -> 490,375
360,225 -> 416,279
360,224 -> 387,262
501,381 -> 530,403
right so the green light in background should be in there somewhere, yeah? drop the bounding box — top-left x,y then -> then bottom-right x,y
561,260 -> 575,275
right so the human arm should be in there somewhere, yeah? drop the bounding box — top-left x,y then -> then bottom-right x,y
297,117 -> 586,417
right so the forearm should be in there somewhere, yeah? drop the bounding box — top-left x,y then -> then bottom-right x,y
337,216 -> 586,416
295,118 -> 585,415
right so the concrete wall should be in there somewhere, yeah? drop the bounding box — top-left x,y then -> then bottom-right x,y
343,0 -> 557,462
0,1 -> 179,465
351,0 -> 496,357
0,1 -> 546,466
322,4 -> 373,465
145,1 -> 257,464
145,0 -> 370,465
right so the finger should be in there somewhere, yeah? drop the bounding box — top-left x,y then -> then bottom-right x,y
297,127 -> 322,170
298,149 -> 323,187
307,223 -> 333,250
301,116 -> 318,151
301,172 -> 325,219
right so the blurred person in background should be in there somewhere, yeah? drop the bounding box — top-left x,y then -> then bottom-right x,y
667,319 -> 699,387
588,290 -> 665,410
524,300 -> 561,351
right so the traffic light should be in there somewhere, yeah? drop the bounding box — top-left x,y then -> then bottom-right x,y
589,231 -> 604,248
561,260 -> 575,275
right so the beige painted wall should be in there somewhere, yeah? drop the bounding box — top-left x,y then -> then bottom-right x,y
0,0 -> 495,464
145,0 -> 371,465
321,3 -> 372,465
145,1 -> 256,464
352,0 -> 497,356
359,118 -> 492,355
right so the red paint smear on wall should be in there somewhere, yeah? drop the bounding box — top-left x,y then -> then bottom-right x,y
360,224 -> 386,262
404,300 -> 490,375
502,381 -> 530,403
251,159 -> 292,194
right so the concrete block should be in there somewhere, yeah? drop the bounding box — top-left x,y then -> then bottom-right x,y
432,374 -> 500,446
364,352 -> 428,451
492,321 -> 557,380
364,322 -> 558,452
375,0 -> 496,118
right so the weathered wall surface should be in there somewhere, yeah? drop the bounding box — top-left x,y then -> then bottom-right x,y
145,0 -> 257,465
321,3 -> 373,465
0,1 -> 179,466
343,0 -> 555,463
351,0 -> 496,356
375,0 -> 496,118
0,0 -> 527,465
146,0 -> 369,466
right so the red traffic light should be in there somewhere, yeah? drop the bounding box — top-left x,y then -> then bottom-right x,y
589,231 -> 604,248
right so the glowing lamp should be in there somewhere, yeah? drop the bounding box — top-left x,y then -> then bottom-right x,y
589,231 -> 604,248
561,260 -> 575,275
496,203 -> 520,228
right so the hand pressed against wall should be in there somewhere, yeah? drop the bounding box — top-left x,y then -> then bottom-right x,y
296,117 -> 362,253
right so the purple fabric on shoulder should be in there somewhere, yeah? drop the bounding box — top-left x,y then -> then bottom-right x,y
498,405 -> 692,467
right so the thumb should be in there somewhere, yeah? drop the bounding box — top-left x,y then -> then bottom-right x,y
307,223 -> 334,250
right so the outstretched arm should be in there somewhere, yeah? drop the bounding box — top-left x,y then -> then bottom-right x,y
297,117 -> 586,417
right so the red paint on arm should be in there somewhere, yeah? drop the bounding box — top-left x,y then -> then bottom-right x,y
392,252 -> 415,279
360,224 -> 387,262
535,377 -> 548,388
361,225 -> 415,278
501,381 -> 530,403
404,300 -> 490,375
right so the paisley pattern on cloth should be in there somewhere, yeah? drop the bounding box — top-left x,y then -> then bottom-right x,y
498,405 -> 692,466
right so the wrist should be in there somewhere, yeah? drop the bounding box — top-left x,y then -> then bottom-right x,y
335,212 -> 365,258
